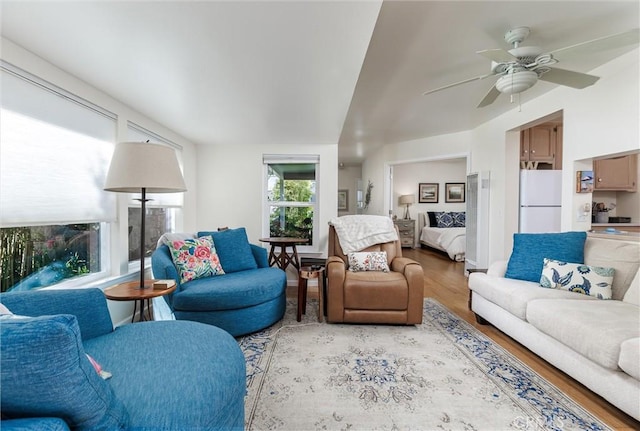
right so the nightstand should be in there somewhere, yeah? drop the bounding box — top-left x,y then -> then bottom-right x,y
394,219 -> 415,248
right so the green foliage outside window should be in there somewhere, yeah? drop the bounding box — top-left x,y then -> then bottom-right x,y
269,178 -> 314,244
0,224 -> 99,292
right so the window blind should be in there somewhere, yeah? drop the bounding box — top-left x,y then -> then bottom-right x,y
0,62 -> 117,227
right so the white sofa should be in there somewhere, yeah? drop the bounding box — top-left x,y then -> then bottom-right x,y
469,236 -> 640,421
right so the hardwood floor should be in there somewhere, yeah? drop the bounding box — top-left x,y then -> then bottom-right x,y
404,246 -> 640,431
291,247 -> 639,430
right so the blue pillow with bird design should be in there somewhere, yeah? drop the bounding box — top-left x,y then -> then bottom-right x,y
539,258 -> 614,299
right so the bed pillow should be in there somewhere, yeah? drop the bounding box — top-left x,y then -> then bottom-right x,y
505,231 -> 587,283
435,212 -> 454,228
168,235 -> 225,283
426,212 -> 438,227
348,251 -> 390,272
540,258 -> 614,299
0,314 -> 129,430
198,227 -> 258,273
451,212 -> 465,227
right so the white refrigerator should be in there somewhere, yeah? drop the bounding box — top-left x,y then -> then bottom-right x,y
519,170 -> 562,233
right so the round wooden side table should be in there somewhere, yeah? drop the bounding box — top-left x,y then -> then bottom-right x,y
297,266 -> 324,322
104,279 -> 176,323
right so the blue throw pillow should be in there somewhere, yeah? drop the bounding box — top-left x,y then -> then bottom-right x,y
505,231 -> 587,283
451,212 -> 466,227
0,314 -> 129,430
197,227 -> 258,273
435,212 -> 454,228
426,212 -> 438,227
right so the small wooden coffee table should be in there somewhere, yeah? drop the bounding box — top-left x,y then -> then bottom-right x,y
297,266 -> 325,322
104,279 -> 176,323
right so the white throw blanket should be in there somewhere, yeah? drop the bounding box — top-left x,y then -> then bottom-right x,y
330,215 -> 398,254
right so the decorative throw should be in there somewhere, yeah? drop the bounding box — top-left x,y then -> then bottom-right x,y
540,258 -> 614,299
330,215 -> 398,254
347,251 -> 390,272
167,235 -> 225,284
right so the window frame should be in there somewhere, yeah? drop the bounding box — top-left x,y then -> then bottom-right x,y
263,155 -> 319,253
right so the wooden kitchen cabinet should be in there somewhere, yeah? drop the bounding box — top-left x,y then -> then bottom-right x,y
594,154 -> 638,191
520,124 -> 562,169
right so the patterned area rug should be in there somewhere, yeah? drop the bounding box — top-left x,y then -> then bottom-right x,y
238,299 -> 610,431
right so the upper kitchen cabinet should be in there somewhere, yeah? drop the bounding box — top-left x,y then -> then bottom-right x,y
520,123 -> 563,169
594,154 -> 638,191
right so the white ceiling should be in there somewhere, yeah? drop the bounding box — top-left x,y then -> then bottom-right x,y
1,1 -> 638,165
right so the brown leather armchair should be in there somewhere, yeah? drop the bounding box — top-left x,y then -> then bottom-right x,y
326,224 -> 424,324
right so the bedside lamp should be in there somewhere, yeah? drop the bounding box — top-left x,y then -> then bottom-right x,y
104,142 -> 186,290
399,194 -> 415,220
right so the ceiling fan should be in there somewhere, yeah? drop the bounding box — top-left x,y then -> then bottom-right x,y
423,27 -> 639,108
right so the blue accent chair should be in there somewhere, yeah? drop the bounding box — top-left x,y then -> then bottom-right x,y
0,288 -> 246,431
151,228 -> 287,336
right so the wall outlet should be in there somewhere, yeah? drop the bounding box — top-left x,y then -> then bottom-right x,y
577,203 -> 591,222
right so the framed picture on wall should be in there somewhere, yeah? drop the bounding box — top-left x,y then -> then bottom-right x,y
418,183 -> 438,203
337,189 -> 349,211
445,183 -> 465,203
576,170 -> 594,193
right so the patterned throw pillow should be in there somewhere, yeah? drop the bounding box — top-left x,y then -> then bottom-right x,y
451,212 -> 466,227
348,251 -> 390,272
539,258 -> 614,299
435,212 -> 454,228
168,235 -> 225,284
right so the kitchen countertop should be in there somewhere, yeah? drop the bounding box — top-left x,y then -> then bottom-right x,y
588,228 -> 640,241
592,223 -> 640,227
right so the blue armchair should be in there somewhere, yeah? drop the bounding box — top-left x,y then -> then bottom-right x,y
152,227 -> 287,336
0,288 -> 246,431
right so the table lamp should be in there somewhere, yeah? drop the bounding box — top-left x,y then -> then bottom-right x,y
104,141 -> 186,289
399,194 -> 415,220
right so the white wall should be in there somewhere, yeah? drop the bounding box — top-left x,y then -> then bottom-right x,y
392,159 -> 467,220
363,48 -> 639,264
195,143 -> 338,263
362,130 -> 472,217
338,165 -> 362,215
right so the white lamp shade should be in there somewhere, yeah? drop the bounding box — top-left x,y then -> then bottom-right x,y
399,194 -> 415,205
104,142 -> 186,193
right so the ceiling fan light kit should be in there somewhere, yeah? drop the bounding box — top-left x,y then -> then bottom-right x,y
495,70 -> 538,94
422,26 -> 639,107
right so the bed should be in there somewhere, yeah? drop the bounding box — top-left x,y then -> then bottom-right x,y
418,212 -> 466,262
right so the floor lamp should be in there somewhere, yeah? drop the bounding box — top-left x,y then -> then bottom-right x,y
104,141 -> 186,289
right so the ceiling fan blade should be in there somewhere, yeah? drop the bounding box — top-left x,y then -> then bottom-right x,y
423,73 -> 494,95
550,28 -> 639,59
477,85 -> 501,108
539,67 -> 599,89
477,49 -> 517,63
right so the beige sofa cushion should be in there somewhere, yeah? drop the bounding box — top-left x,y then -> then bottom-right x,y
469,273 -> 594,320
584,237 -> 640,300
619,338 -> 640,380
526,299 -> 640,370
623,268 -> 640,306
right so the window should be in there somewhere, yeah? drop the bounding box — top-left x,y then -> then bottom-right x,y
0,224 -> 101,292
126,122 -> 183,261
0,61 -> 116,292
264,155 -> 318,248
